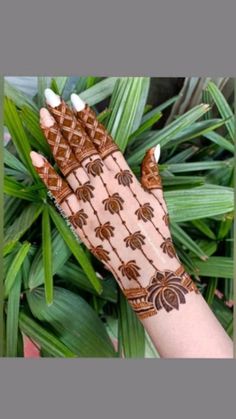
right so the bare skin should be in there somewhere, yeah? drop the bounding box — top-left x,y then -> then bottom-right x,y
30,89 -> 233,358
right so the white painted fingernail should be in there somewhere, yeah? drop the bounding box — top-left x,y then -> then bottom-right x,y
71,93 -> 86,112
40,108 -> 55,128
154,144 -> 161,163
44,88 -> 61,107
30,151 -> 46,167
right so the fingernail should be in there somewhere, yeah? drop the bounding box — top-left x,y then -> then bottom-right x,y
44,88 -> 61,107
71,93 -> 86,112
40,108 -> 55,128
30,151 -> 46,167
154,144 -> 161,163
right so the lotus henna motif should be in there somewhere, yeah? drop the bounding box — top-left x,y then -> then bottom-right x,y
69,209 -> 88,229
76,181 -> 95,202
162,214 -> 169,226
115,170 -> 133,186
103,193 -> 124,214
124,231 -> 145,250
95,222 -> 115,241
160,238 -> 176,258
118,260 -> 141,281
135,203 -> 154,222
91,245 -> 110,263
147,270 -> 189,312
85,158 -> 104,177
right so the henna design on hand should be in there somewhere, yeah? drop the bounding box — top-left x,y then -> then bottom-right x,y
30,90 -> 199,322
75,104 -> 119,159
124,267 -> 198,320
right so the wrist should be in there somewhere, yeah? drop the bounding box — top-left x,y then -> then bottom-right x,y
123,264 -> 198,321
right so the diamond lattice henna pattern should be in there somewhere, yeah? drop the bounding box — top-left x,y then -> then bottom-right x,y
76,104 -> 119,159
85,158 -> 104,177
135,203 -> 154,222
42,125 -> 80,177
141,149 -> 162,190
69,209 -> 88,229
95,222 -> 115,241
103,193 -> 124,214
124,231 -> 146,250
76,181 -> 95,202
35,161 -> 72,204
48,101 -> 98,163
160,238 -> 176,258
115,170 -> 133,186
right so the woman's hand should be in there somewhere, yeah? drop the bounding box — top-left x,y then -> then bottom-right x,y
30,88 -> 197,321
30,88 -> 233,358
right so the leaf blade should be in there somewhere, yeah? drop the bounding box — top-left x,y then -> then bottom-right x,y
48,206 -> 102,295
4,242 -> 31,297
42,207 -> 53,305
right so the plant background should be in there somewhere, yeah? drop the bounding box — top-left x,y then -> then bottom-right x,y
3,77 -> 234,358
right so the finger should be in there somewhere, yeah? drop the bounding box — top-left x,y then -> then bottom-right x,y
30,151 -> 114,272
40,108 -> 90,194
141,145 -> 162,190
141,145 -> 170,226
71,93 -> 127,172
44,89 -> 101,170
30,151 -> 89,239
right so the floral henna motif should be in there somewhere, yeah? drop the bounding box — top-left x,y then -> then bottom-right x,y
91,245 -> 110,263
69,209 -> 88,229
103,193 -> 124,214
118,260 -> 141,283
115,170 -> 133,186
146,270 -> 189,312
162,213 -> 169,226
135,203 -> 154,222
160,238 -> 176,258
124,231 -> 145,250
76,181 -> 95,202
85,158 -> 104,177
95,222 -> 115,241
125,267 -> 198,319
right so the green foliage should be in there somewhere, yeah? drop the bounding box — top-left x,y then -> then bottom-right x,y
3,77 -> 234,357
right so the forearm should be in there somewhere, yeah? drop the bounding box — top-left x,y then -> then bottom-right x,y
139,287 -> 233,358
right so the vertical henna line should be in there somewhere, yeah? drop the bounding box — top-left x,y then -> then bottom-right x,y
90,157 -> 162,272
68,173 -> 128,288
111,155 -> 168,239
64,198 -> 122,285
106,237 -> 126,289
72,170 -> 82,186
149,219 -> 166,241
112,154 -> 169,228
116,211 -> 159,271
150,190 -> 169,219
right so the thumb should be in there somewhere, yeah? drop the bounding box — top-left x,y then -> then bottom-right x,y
141,145 -> 162,191
141,145 -> 170,226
